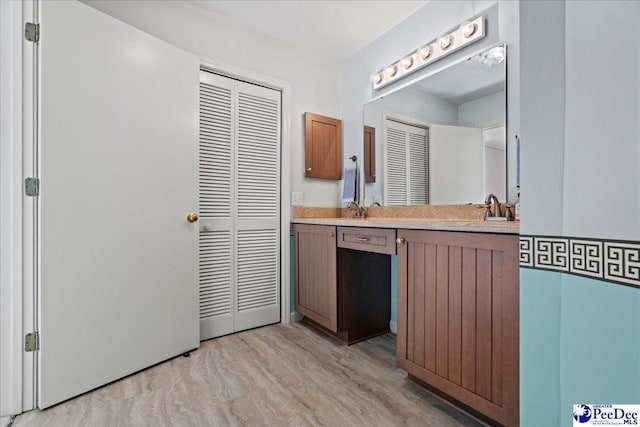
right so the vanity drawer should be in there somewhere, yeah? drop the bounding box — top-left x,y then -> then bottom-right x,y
337,227 -> 396,255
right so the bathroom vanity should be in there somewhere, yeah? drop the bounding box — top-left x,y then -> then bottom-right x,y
292,210 -> 519,426
293,224 -> 395,344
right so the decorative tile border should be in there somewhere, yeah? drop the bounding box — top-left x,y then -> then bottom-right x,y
520,235 -> 640,289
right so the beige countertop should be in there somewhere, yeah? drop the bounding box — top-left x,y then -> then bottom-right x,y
291,217 -> 519,234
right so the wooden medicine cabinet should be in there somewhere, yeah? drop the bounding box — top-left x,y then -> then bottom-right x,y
304,112 -> 342,180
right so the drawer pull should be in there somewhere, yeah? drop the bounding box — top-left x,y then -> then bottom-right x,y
396,237 -> 405,244
329,232 -> 335,237
356,236 -> 370,242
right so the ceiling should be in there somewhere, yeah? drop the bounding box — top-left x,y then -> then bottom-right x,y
413,48 -> 506,105
188,1 -> 428,62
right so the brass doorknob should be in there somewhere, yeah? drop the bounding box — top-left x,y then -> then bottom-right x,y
396,237 -> 405,244
186,213 -> 199,223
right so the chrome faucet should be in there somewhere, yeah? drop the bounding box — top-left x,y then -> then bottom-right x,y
484,193 -> 502,219
348,201 -> 366,218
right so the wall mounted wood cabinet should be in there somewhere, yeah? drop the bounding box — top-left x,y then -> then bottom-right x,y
304,112 -> 342,180
364,125 -> 376,183
396,230 -> 519,427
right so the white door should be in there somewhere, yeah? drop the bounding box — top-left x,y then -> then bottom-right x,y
39,1 -> 199,408
483,125 -> 507,200
429,124 -> 484,204
199,72 -> 281,341
384,119 -> 429,205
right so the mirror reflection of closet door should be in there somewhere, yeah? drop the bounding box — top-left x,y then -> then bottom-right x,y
384,119 -> 429,206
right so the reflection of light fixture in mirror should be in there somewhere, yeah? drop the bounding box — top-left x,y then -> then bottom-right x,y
460,21 -> 477,38
402,56 -> 414,70
478,46 -> 506,67
370,15 -> 485,90
439,34 -> 453,50
419,46 -> 432,60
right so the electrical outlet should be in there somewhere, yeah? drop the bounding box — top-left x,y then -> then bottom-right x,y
291,192 -> 304,206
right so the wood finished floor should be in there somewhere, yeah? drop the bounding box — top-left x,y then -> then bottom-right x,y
14,323 -> 484,427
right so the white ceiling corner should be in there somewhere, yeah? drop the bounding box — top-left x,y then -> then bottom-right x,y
187,0 -> 428,62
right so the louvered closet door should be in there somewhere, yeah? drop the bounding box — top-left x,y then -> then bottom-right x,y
199,72 -> 235,340
198,72 -> 281,340
384,120 -> 429,205
234,81 -> 281,331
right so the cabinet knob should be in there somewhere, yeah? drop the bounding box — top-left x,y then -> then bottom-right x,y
306,168 -> 312,173
396,237 -> 405,244
186,213 -> 199,223
329,232 -> 335,237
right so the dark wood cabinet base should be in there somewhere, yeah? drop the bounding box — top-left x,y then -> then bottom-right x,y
300,248 -> 392,346
337,248 -> 391,344
301,317 -> 389,346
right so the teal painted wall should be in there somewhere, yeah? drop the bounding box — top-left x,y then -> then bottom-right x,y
390,255 -> 397,326
290,236 -> 295,313
520,268 -> 640,427
520,268 -> 562,426
559,275 -> 640,421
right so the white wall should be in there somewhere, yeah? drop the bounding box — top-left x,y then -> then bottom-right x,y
519,0 -> 565,235
458,90 -> 505,128
342,1 -> 520,206
83,0 -> 343,207
562,0 -> 640,240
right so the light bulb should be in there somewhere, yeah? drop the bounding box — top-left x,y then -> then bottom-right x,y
387,64 -> 398,78
372,72 -> 383,84
402,56 -> 414,69
419,45 -> 432,60
439,34 -> 453,50
460,21 -> 477,38
478,46 -> 506,67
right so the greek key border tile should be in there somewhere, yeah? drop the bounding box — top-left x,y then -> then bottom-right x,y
520,235 -> 640,289
570,239 -> 603,279
534,237 -> 569,271
604,241 -> 640,286
519,237 -> 533,267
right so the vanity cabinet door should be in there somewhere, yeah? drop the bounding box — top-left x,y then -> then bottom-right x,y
294,224 -> 338,332
397,230 -> 519,427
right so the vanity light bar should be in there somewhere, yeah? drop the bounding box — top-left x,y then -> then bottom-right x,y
371,16 -> 486,90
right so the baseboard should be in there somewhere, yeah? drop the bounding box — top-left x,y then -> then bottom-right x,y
389,321 -> 397,334
290,311 -> 303,322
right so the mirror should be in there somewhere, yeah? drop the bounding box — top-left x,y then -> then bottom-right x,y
363,44 -> 513,206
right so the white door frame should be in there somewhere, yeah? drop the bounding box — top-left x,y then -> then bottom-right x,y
2,0 -> 39,416
1,0 -> 38,417
200,59 -> 291,327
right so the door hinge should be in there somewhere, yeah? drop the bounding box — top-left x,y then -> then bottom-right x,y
25,331 -> 40,352
25,22 -> 40,43
25,177 -> 40,197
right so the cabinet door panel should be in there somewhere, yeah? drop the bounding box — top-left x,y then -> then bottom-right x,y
294,224 -> 337,332
397,229 -> 519,426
